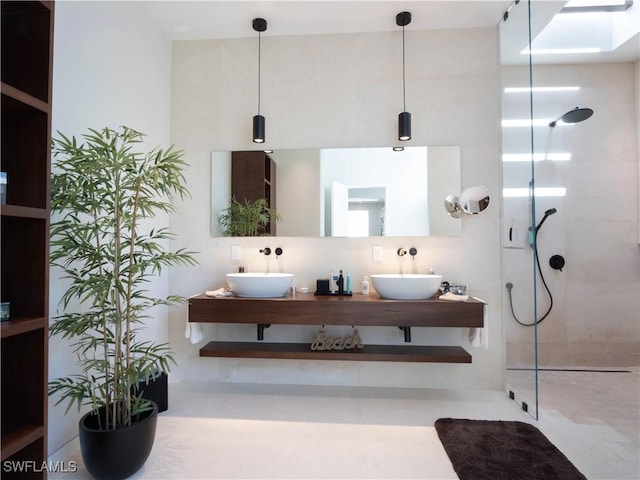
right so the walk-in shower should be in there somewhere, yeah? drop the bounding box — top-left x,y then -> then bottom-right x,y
506,106 -> 593,328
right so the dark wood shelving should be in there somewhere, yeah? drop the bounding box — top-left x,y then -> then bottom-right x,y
2,82 -> 50,113
190,294 -> 484,363
0,204 -> 49,219
190,294 -> 485,328
231,151 -> 277,235
1,0 -> 53,473
201,341 -> 472,363
1,425 -> 45,461
0,317 -> 47,339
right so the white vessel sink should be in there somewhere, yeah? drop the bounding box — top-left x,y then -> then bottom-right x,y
370,274 -> 443,300
226,273 -> 294,298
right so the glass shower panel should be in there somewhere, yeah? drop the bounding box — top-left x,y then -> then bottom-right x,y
500,0 -> 540,419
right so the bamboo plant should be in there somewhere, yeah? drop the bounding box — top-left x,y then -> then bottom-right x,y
218,197 -> 281,237
48,126 -> 197,430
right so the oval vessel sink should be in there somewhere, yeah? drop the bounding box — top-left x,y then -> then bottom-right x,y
370,274 -> 443,300
226,273 -> 294,298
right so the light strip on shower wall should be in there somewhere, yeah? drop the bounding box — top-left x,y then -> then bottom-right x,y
502,119 -> 556,127
504,86 -> 580,93
502,153 -> 572,162
521,47 -> 601,54
503,187 -> 567,197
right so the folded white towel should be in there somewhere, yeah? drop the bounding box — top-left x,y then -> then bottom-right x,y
468,298 -> 488,349
185,293 -> 207,344
439,292 -> 469,302
206,288 -> 232,297
185,321 -> 205,344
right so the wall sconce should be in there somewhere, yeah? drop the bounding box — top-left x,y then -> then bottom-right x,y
252,18 -> 267,143
445,186 -> 491,217
396,11 -> 412,141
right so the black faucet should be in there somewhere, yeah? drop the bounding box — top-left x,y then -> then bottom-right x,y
260,247 -> 271,256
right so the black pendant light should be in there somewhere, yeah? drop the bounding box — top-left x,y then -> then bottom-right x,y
396,11 -> 411,141
252,18 -> 267,143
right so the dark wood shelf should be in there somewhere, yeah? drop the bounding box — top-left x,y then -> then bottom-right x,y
200,341 -> 472,363
0,204 -> 49,219
1,425 -> 44,461
190,293 -> 485,327
191,295 -> 484,363
1,316 -> 47,339
1,82 -> 49,112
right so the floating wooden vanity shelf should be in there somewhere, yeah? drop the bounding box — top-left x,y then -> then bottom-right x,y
189,294 -> 485,363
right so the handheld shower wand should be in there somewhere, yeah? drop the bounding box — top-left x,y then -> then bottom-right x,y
508,207 -> 558,327
535,208 -> 557,233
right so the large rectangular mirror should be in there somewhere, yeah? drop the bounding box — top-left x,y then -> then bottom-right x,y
211,146 -> 461,237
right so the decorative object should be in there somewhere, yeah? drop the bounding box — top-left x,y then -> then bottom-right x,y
219,197 -> 281,236
0,171 -> 6,204
252,18 -> 267,143
434,418 -> 586,480
0,302 -> 9,321
48,126 -> 197,479
310,330 -> 364,351
396,11 -> 412,141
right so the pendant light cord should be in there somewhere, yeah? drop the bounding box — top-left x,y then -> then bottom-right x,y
402,24 -> 406,112
257,30 -> 261,116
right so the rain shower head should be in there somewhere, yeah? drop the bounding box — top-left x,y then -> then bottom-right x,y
549,107 -> 594,127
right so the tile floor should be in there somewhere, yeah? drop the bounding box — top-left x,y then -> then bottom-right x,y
53,367 -> 639,480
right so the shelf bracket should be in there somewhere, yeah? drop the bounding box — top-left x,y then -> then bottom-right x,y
398,326 -> 412,343
257,324 -> 271,341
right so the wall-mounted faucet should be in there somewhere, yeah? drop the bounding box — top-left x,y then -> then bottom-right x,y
275,247 -> 283,259
398,247 -> 417,259
260,247 -> 271,256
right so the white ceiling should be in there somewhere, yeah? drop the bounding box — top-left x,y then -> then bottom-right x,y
143,1 -> 513,40
142,0 -> 639,65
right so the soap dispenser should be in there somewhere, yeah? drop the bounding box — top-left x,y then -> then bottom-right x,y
361,276 -> 370,295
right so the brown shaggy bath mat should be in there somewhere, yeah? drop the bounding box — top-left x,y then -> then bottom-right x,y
434,418 -> 586,480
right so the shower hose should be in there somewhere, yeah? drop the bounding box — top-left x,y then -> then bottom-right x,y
506,239 -> 554,327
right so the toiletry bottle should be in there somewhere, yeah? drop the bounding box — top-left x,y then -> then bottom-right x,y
346,272 -> 351,294
362,276 -> 369,295
331,268 -> 339,292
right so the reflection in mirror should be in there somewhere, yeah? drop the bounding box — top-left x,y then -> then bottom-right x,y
211,146 -> 461,237
444,194 -> 462,218
459,185 -> 491,214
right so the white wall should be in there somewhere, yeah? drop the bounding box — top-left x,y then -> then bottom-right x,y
501,63 -> 640,367
272,149 -> 321,237
49,0 -> 172,457
321,147 -> 428,236
170,27 -> 504,389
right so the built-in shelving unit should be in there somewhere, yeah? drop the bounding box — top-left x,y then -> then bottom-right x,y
190,294 -> 484,363
231,151 -> 276,235
1,1 -> 54,475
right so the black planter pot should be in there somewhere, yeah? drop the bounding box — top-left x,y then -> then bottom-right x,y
79,401 -> 158,480
136,371 -> 168,413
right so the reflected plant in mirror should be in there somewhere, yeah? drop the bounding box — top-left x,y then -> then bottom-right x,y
218,197 -> 282,237
211,146 -> 462,237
